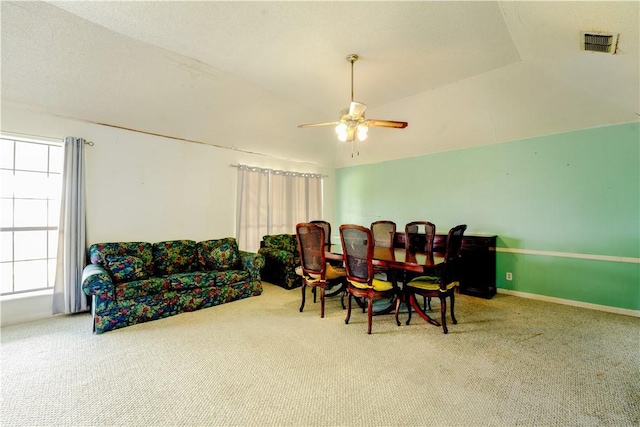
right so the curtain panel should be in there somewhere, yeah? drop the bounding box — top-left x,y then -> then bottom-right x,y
236,165 -> 323,253
52,137 -> 88,314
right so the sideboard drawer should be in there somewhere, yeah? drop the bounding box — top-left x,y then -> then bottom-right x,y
462,236 -> 494,251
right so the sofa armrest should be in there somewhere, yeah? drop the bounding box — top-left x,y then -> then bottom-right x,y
82,264 -> 115,309
257,247 -> 302,288
239,251 -> 265,281
258,248 -> 297,266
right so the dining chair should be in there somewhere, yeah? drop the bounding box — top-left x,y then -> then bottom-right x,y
339,224 -> 401,334
370,220 -> 397,282
404,221 -> 436,310
404,224 -> 467,334
309,220 -> 346,300
310,220 -> 331,247
296,223 -> 346,318
405,221 -> 436,252
370,220 -> 396,248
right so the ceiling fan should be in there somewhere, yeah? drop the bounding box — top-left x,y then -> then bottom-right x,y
298,54 -> 408,155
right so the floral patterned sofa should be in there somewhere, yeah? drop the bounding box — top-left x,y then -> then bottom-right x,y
82,238 -> 264,334
258,234 -> 302,289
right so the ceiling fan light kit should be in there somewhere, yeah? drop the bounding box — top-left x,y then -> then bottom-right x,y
298,53 -> 408,155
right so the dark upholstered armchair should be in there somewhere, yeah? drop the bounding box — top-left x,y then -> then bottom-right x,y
258,234 -> 302,289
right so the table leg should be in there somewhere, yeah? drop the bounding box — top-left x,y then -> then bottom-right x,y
407,293 -> 440,327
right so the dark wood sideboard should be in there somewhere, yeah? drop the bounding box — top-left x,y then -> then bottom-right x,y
394,233 -> 497,299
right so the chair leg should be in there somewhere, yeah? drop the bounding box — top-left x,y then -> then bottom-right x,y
345,292 -> 352,324
394,295 -> 401,326
367,296 -> 374,334
343,278 -> 348,309
450,291 -> 457,325
439,295 -> 448,334
320,286 -> 325,318
427,297 -> 432,311
313,286 -> 317,303
406,292 -> 413,325
299,283 -> 306,312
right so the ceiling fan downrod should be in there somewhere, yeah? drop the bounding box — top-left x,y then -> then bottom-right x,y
347,54 -> 358,102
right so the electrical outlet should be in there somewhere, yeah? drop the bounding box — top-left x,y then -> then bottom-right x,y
506,272 -> 513,281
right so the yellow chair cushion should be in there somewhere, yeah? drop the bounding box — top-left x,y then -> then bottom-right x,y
325,264 -> 346,280
348,278 -> 394,292
407,276 -> 458,292
297,263 -> 345,283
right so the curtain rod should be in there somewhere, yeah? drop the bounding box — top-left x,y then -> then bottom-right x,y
230,164 -> 328,178
2,131 -> 94,146
1,130 -> 62,143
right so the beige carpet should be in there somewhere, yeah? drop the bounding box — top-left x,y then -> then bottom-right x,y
1,282 -> 639,426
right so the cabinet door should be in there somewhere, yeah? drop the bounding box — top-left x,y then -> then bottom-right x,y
458,236 -> 496,298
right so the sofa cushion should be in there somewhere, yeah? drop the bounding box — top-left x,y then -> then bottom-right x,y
105,255 -> 148,283
153,240 -> 197,276
115,277 -> 171,301
258,248 -> 297,267
167,272 -> 217,290
212,270 -> 250,286
262,234 -> 298,254
197,238 -> 240,271
89,242 -> 154,277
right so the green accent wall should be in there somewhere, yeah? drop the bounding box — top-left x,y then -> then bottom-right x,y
336,123 -> 640,311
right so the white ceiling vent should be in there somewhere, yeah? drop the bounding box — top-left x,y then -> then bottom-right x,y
581,32 -> 619,54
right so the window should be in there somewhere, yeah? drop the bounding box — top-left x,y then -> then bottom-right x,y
1,136 -> 63,295
236,165 -> 323,253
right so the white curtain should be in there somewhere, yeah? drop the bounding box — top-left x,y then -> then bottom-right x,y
236,166 -> 269,253
52,137 -> 88,314
236,165 -> 323,252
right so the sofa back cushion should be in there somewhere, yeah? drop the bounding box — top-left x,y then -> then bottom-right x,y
262,234 -> 298,254
197,238 -> 240,271
105,255 -> 148,283
89,242 -> 154,277
153,240 -> 197,276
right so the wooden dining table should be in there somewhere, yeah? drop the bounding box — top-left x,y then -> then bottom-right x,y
325,244 -> 446,321
325,244 -> 445,274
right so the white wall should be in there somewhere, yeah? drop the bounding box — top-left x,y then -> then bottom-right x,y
0,106 -> 335,326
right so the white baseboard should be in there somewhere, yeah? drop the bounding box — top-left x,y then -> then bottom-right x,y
497,288 -> 640,318
0,291 -> 55,327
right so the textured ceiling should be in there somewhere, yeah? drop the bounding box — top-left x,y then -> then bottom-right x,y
41,1 -> 522,110
2,1 -> 638,168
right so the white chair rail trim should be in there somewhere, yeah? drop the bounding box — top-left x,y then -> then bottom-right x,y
495,247 -> 639,264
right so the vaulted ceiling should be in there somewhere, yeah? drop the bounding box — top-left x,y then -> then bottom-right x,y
2,1 -> 638,168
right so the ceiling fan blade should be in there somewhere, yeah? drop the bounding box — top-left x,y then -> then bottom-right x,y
348,102 -> 367,119
297,121 -> 340,128
365,119 -> 408,129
